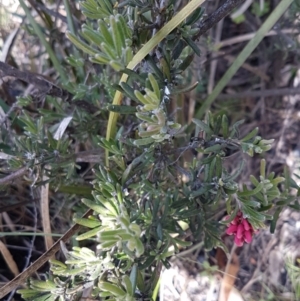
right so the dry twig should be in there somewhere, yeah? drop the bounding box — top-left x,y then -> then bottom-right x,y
0,209 -> 93,299
0,62 -> 98,113
0,167 -> 28,186
212,87 -> 300,100
195,0 -> 246,39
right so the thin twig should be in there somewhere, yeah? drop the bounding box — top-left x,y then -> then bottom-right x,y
207,87 -> 300,99
0,200 -> 34,214
222,52 -> 270,82
215,28 -> 298,48
208,17 -> 224,94
0,149 -> 102,187
195,0 -> 246,40
6,194 -> 39,301
0,102 -> 19,127
0,27 -> 20,62
0,209 -> 93,299
0,167 -> 28,186
0,61 -> 68,99
31,0 -> 75,25
0,62 -> 98,113
22,192 -> 37,271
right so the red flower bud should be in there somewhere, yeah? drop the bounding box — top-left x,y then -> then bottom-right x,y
226,224 -> 238,235
244,230 -> 253,243
236,224 -> 244,239
242,219 -> 251,231
225,210 -> 257,247
234,235 -> 243,247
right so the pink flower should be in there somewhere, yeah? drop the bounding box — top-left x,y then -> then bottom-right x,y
226,224 -> 238,235
225,211 -> 257,247
236,224 -> 244,239
234,235 -> 243,247
242,219 -> 251,231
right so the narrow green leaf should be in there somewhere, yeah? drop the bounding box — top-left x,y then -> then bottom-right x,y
133,137 -> 155,146
148,73 -> 160,100
74,217 -> 101,228
101,0 -> 113,14
222,115 -> 229,138
124,46 -> 134,64
204,144 -> 223,153
242,206 -> 265,222
100,240 -> 118,248
160,57 -> 171,81
122,275 -> 133,296
63,266 -> 86,276
76,226 -> 102,240
250,175 -> 260,186
90,54 -> 110,64
107,105 -> 137,114
135,90 -> 152,105
120,82 -> 139,102
81,25 -> 104,45
30,280 -> 56,290
177,52 -> 194,72
98,19 -> 114,47
129,264 -> 138,295
271,177 -> 285,186
215,155 -> 222,178
116,14 -> 127,48
192,118 -> 213,136
81,198 -> 108,215
101,42 -> 117,60
99,282 -> 126,296
110,15 -> 122,57
139,256 -> 156,270
171,81 -> 198,95
95,195 -> 119,216
185,7 -> 204,25
66,31 -> 98,56
241,127 -> 259,142
238,183 -> 263,197
183,36 -> 200,56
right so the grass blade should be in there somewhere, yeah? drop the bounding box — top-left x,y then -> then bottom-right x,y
19,0 -> 68,83
195,0 -> 294,119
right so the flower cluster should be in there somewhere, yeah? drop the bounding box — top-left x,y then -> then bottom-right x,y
226,211 -> 257,247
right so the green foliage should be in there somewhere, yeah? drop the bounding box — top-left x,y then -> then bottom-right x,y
231,13 -> 246,24
251,1 -> 270,17
3,0 -> 297,301
18,107 -> 298,300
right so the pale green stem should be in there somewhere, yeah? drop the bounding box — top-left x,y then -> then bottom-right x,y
105,0 -> 206,165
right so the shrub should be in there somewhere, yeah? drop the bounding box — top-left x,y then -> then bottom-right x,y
0,0 -> 298,300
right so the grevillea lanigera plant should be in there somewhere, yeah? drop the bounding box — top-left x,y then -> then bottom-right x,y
7,0 -> 298,301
